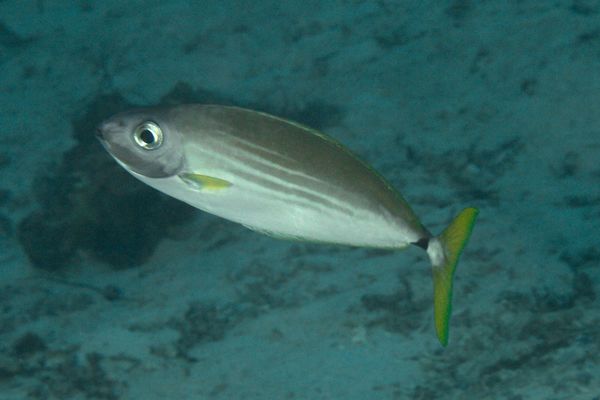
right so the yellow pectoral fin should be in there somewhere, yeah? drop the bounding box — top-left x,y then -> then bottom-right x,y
178,173 -> 232,191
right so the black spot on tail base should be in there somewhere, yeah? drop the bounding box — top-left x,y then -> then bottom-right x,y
413,237 -> 429,250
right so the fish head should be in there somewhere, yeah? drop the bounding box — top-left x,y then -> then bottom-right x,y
96,107 -> 185,178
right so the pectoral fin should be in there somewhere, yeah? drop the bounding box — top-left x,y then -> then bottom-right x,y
178,173 -> 232,191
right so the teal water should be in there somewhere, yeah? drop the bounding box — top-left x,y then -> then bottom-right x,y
1,1 -> 598,399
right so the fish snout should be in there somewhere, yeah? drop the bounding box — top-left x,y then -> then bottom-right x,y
95,120 -> 115,151
95,119 -> 121,146
95,119 -> 113,141
95,126 -> 104,141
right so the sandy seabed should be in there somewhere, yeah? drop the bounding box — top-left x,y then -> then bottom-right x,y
1,1 -> 599,399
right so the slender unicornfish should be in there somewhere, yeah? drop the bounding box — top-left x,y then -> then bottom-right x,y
96,104 -> 478,346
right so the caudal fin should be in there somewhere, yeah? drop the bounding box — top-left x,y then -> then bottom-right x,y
427,207 -> 478,346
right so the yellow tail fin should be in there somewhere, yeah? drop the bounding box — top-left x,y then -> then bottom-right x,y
428,207 -> 478,346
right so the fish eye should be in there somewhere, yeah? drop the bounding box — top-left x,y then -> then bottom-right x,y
133,121 -> 163,150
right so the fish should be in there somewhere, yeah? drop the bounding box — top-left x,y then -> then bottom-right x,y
96,104 -> 478,346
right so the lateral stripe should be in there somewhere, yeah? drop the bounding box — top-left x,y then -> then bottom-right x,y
190,141 -> 357,218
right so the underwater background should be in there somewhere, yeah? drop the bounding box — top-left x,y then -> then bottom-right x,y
1,1 -> 599,399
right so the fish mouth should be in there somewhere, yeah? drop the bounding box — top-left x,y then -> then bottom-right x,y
95,127 -> 103,139
95,127 -> 112,154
